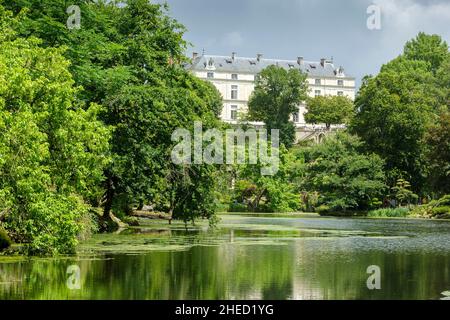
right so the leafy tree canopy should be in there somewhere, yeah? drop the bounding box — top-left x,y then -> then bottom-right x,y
305,95 -> 354,129
0,11 -> 110,254
248,65 -> 308,148
350,33 -> 449,191
299,132 -> 386,212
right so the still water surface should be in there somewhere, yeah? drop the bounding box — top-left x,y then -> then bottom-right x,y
1,214 -> 449,300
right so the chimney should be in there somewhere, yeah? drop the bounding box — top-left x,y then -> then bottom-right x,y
320,58 -> 326,67
232,52 -> 237,61
192,52 -> 198,60
257,53 -> 263,62
297,56 -> 304,65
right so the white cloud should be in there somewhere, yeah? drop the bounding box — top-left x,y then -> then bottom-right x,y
374,0 -> 450,39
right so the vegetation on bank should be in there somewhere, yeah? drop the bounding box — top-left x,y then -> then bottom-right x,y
228,32 -> 449,218
0,0 -> 222,255
366,195 -> 450,219
0,227 -> 11,250
0,1 -> 448,256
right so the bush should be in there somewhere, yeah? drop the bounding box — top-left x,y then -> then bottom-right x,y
436,195 -> 450,206
300,132 -> 387,212
432,206 -> 450,216
228,203 -> 249,213
411,195 -> 450,219
367,208 -> 410,218
0,227 -> 12,250
410,205 -> 433,218
5,193 -> 92,256
316,205 -> 331,214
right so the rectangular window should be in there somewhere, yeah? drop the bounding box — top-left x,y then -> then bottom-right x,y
338,79 -> 344,86
231,74 -> 238,80
230,105 -> 238,120
231,85 -> 238,100
293,112 -> 299,123
337,91 -> 344,96
315,79 -> 321,85
207,72 -> 214,79
315,90 -> 321,97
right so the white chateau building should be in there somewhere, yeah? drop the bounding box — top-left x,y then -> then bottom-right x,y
186,52 -> 356,142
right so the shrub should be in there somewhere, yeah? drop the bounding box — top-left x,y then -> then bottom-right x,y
411,195 -> 450,219
228,203 -> 249,213
436,195 -> 450,206
316,205 -> 331,214
410,205 -> 433,218
432,206 -> 450,216
0,227 -> 12,250
367,208 -> 410,218
5,193 -> 91,256
300,132 -> 387,212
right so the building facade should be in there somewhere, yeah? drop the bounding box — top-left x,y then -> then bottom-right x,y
186,53 -> 356,142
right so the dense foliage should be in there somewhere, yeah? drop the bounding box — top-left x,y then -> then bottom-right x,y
299,132 -> 386,212
0,0 -> 448,257
305,95 -> 354,129
0,1 -> 223,254
1,1 -> 223,232
230,146 -> 302,213
350,33 -> 449,191
0,10 -> 109,254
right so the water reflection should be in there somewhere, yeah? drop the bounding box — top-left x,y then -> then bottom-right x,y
0,215 -> 449,300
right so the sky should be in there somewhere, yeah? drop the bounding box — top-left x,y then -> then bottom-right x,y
158,0 -> 450,87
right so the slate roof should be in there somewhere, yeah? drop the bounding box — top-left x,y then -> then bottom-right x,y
186,55 -> 353,79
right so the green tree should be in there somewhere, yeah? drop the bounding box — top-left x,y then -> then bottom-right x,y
103,79 -> 221,224
4,0 -> 224,228
231,146 -> 303,213
248,65 -> 308,148
299,132 -> 386,212
404,32 -> 449,74
425,112 -> 450,195
391,179 -> 418,207
305,95 -> 354,129
351,33 -> 449,191
0,15 -> 109,254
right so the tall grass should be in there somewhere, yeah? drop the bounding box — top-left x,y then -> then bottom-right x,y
367,208 -> 410,218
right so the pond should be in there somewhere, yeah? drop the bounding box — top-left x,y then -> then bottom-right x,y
0,213 -> 449,300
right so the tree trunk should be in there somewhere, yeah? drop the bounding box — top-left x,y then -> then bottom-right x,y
137,199 -> 144,211
168,208 -> 173,225
100,177 -> 117,232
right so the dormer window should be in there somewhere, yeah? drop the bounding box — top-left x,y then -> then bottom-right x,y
208,58 -> 214,67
